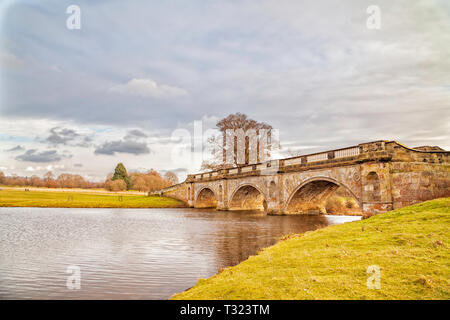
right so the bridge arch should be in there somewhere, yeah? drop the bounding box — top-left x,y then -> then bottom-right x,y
195,187 -> 218,208
229,183 -> 268,212
285,176 -> 361,214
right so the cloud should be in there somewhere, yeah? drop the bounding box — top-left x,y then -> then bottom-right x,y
0,0 -> 449,180
94,129 -> 151,155
125,129 -> 148,139
6,145 -> 25,152
0,52 -> 23,68
94,140 -> 150,155
45,127 -> 92,147
15,149 -> 72,163
161,167 -> 187,174
46,164 -> 65,171
109,78 -> 187,98
24,165 -> 65,172
46,127 -> 78,144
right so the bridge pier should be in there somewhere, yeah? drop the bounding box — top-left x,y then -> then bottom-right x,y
265,200 -> 282,215
217,201 -> 227,211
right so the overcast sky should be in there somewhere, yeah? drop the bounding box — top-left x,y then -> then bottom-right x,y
1,0 -> 449,181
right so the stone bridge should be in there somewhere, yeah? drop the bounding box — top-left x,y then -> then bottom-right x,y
155,141 -> 450,215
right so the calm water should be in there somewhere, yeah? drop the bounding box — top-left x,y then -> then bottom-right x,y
0,207 -> 360,299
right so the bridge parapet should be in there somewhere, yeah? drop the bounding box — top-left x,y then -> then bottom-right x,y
187,141 -> 394,182
187,140 -> 449,183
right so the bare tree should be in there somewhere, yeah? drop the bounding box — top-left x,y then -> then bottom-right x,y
164,171 -> 179,186
201,113 -> 276,171
44,171 -> 54,181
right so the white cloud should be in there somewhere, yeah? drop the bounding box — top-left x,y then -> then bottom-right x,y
109,78 -> 187,98
25,165 -> 64,173
0,52 -> 23,68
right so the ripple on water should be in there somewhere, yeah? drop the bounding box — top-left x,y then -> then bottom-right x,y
0,207 -> 360,299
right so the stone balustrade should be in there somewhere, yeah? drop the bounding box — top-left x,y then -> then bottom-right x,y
187,142 -> 376,182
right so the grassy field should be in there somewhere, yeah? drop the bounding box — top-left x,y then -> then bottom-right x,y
172,198 -> 450,300
0,188 -> 185,208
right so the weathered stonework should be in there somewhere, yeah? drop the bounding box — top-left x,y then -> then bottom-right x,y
154,141 -> 450,215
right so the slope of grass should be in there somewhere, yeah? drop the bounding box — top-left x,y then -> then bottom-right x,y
0,189 -> 185,208
172,198 -> 450,300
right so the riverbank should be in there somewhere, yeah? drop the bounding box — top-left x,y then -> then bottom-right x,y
0,188 -> 185,208
172,198 -> 450,299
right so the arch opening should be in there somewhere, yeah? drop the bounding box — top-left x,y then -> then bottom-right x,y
286,179 -> 361,215
230,185 -> 267,211
195,188 -> 218,208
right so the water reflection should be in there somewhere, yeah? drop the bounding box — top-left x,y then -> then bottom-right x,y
0,207 -> 359,299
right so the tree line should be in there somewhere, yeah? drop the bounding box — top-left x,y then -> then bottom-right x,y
0,163 -> 178,192
1,113 -> 272,191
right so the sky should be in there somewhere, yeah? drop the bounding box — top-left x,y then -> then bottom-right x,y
0,0 -> 449,182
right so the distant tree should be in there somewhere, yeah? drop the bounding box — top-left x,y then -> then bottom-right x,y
44,171 -> 54,181
30,175 -> 43,187
57,173 -> 73,188
105,179 -> 127,192
164,171 -> 179,186
112,163 -> 131,190
0,170 -> 98,189
72,174 -> 87,188
143,170 -> 167,191
45,179 -> 58,188
133,177 -> 148,192
43,171 -> 56,188
128,170 -> 173,192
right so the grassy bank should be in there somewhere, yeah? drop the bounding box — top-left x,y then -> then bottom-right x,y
0,189 -> 185,208
172,198 -> 450,300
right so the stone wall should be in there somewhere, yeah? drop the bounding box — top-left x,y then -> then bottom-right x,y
159,183 -> 189,203
390,162 -> 450,209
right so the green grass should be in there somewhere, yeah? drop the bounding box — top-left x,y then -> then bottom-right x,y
0,189 -> 185,208
172,198 -> 450,300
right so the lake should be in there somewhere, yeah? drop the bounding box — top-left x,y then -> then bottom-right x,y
0,207 -> 360,299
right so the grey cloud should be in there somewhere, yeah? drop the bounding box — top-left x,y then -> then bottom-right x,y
6,145 -> 25,152
15,149 -> 72,163
125,129 -> 148,139
0,0 -> 449,151
46,127 -> 78,145
94,129 -> 151,155
45,127 -> 93,147
94,140 -> 150,155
